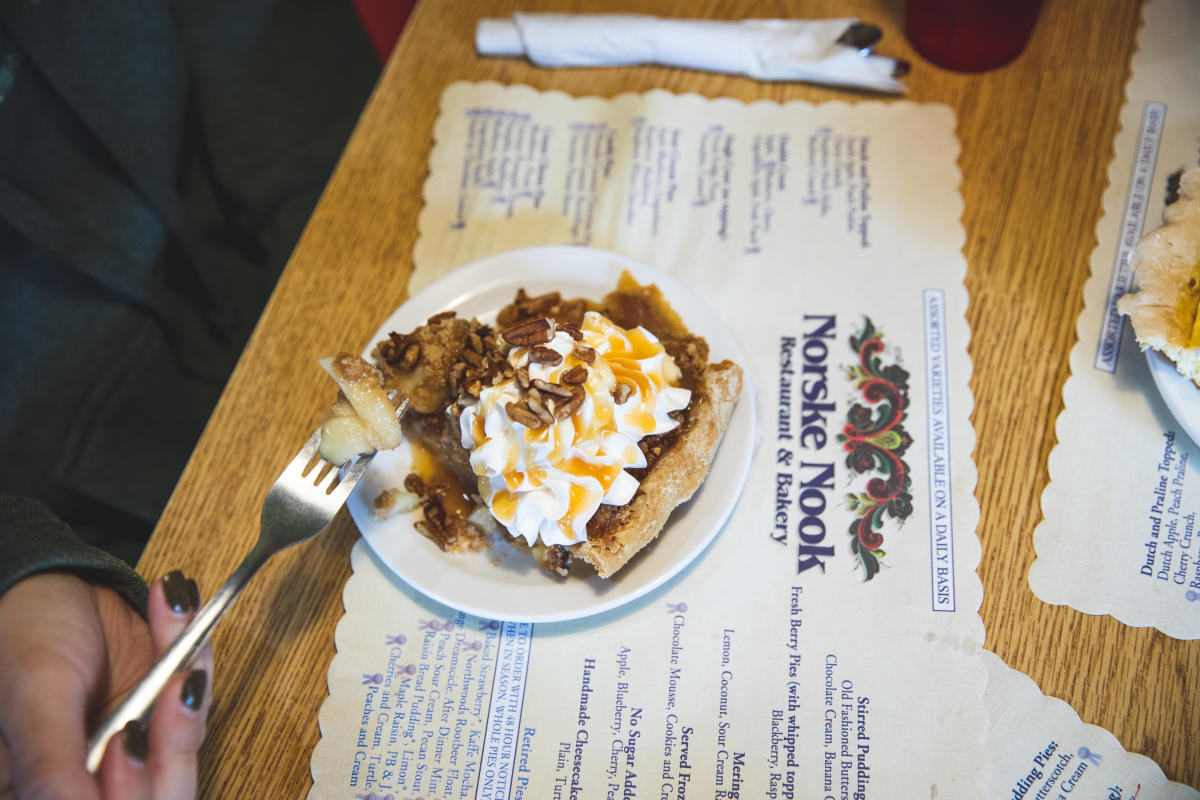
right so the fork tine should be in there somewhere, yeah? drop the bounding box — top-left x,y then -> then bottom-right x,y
326,452 -> 375,502
289,429 -> 324,477
314,460 -> 335,484
344,452 -> 374,483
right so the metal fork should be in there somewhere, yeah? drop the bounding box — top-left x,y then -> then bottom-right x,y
85,428 -> 374,771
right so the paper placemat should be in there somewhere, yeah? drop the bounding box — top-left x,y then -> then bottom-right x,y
983,650 -> 1199,800
1029,0 -> 1200,639
310,83 -> 986,797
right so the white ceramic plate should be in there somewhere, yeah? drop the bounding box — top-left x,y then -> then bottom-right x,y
346,247 -> 755,623
1145,348 -> 1200,448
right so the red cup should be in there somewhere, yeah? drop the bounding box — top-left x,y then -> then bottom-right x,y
905,0 -> 1045,72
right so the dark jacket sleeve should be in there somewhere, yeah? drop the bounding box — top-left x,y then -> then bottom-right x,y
0,1 -> 378,557
0,495 -> 148,613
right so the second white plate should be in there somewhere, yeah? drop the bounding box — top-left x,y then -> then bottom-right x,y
1146,348 -> 1200,449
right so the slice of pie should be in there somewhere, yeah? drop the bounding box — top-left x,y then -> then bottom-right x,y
319,271 -> 743,578
1118,168 -> 1200,382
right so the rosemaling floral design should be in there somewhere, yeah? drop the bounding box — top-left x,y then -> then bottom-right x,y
838,318 -> 913,580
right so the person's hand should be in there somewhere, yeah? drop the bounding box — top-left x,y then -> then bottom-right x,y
0,571 -> 213,800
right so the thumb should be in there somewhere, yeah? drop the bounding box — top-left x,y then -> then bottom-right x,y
0,663 -> 101,800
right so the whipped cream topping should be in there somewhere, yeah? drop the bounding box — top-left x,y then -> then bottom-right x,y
459,311 -> 691,548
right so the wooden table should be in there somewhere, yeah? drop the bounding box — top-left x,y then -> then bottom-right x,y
136,0 -> 1198,794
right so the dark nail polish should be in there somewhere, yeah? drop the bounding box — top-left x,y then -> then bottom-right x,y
181,669 -> 207,711
120,720 -> 148,762
162,570 -> 197,614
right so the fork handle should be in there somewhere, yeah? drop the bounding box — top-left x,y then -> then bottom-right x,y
86,538 -> 275,772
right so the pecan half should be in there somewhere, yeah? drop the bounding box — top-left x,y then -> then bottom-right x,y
526,392 -> 555,425
529,346 -> 563,365
531,378 -> 573,398
380,332 -> 407,365
613,382 -> 633,404
423,501 -> 447,530
399,342 -> 420,371
558,322 -> 583,341
515,366 -> 531,389
560,365 -> 587,385
503,318 -> 554,347
506,401 -> 544,429
554,385 -> 585,420
572,345 -> 596,364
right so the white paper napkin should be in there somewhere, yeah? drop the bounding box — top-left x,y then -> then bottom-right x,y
476,14 -> 907,93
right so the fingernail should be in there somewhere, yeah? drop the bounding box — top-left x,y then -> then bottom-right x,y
181,669 -> 207,711
162,570 -> 200,614
120,720 -> 148,763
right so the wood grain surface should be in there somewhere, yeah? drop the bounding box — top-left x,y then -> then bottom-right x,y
133,0 -> 1199,795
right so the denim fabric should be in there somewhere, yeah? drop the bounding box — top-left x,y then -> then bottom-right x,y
0,0 -> 378,567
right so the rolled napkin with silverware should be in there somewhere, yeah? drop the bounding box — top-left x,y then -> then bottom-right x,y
475,14 -> 908,93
